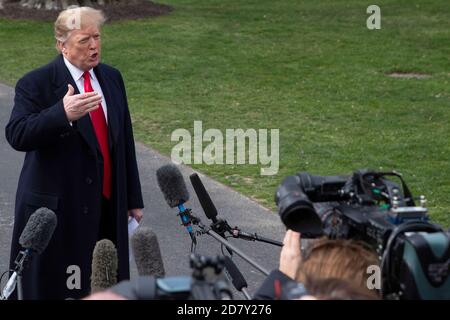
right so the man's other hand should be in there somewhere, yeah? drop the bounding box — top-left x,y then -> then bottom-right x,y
128,208 -> 143,223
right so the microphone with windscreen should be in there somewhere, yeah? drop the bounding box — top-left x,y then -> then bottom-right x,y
1,207 -> 57,300
156,164 -> 196,244
18,208 -> 57,255
131,227 -> 165,277
223,256 -> 251,300
90,239 -> 118,293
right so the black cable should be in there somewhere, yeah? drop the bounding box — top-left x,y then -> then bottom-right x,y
220,244 -> 226,256
219,236 -> 235,257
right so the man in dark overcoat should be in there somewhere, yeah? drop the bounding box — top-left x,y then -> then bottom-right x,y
5,6 -> 144,299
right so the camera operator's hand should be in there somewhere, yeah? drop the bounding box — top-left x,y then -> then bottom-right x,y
279,230 -> 302,280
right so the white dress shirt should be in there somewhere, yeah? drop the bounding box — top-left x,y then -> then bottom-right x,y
63,56 -> 108,122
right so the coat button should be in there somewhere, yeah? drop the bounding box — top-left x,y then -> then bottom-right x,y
83,206 -> 89,214
85,177 -> 93,185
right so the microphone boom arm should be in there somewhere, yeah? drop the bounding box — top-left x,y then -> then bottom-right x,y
230,227 -> 283,247
210,217 -> 283,247
206,229 -> 270,276
191,215 -> 270,276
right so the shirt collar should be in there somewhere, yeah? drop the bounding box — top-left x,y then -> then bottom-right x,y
63,56 -> 94,82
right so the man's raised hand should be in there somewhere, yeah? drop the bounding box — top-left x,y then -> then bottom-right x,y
63,84 -> 102,122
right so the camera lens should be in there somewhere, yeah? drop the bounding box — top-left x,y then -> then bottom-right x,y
279,195 -> 323,237
276,175 -> 323,238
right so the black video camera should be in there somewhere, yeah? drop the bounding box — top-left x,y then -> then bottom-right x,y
110,254 -> 233,300
275,169 -> 450,299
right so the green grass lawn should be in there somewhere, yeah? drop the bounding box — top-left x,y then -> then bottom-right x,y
0,0 -> 449,227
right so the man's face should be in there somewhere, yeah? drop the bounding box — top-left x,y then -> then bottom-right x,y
62,25 -> 101,71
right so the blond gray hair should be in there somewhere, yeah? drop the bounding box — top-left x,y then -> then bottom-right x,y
54,6 -> 106,52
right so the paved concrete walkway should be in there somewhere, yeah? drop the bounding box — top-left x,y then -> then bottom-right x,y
0,82 -> 285,299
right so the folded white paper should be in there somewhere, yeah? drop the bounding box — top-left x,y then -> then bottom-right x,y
128,217 -> 140,262
128,217 -> 139,235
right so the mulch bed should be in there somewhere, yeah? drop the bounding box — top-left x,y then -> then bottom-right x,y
0,0 -> 173,21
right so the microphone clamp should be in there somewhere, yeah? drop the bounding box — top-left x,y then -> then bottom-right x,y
210,219 -> 231,239
230,227 -> 256,241
1,248 -> 32,300
177,205 -> 197,245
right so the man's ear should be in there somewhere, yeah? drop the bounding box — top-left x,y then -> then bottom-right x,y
57,41 -> 65,54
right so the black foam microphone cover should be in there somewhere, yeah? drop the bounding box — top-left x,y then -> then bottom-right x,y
131,227 -> 165,277
156,164 -> 190,208
19,207 -> 57,254
190,173 -> 218,221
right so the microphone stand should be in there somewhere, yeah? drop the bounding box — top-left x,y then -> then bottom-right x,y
191,216 -> 270,276
1,249 -> 29,300
17,275 -> 23,300
241,287 -> 251,300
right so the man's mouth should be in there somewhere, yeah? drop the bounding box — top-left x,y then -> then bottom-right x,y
90,53 -> 98,59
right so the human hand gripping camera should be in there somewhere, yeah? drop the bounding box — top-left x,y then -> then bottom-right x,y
274,169 -> 450,299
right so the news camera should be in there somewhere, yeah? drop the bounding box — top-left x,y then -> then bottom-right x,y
275,169 -> 450,299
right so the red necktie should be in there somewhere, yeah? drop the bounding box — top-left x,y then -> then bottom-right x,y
83,71 -> 112,199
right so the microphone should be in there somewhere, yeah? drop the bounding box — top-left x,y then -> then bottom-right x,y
18,208 -> 57,254
223,256 -> 251,300
131,227 -> 165,277
156,164 -> 196,243
1,207 -> 57,300
90,239 -> 118,293
189,173 -> 218,222
189,173 -> 232,254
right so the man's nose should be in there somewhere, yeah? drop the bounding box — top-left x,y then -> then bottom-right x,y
89,37 -> 98,50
